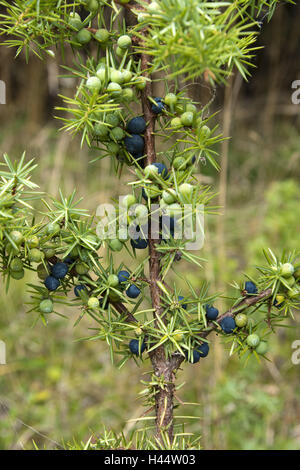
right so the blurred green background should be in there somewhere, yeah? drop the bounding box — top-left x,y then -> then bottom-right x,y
0,2 -> 300,450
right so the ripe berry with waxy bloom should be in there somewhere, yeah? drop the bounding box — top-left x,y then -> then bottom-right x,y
51,262 -> 68,280
127,117 -> 147,134
74,284 -> 87,297
246,333 -> 260,348
130,238 -> 148,250
129,339 -> 146,356
178,296 -> 187,309
197,342 -> 209,358
235,313 -> 248,328
126,284 -> 141,298
205,305 -> 219,321
220,316 -> 236,334
151,97 -> 164,114
124,134 -> 144,155
118,270 -> 130,283
185,349 -> 201,364
244,281 -> 258,294
39,299 -> 53,314
44,276 -> 60,291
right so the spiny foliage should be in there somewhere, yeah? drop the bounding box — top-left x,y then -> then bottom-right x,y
0,0 -> 297,444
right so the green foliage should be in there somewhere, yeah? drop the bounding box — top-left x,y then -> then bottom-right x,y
0,0 -> 298,450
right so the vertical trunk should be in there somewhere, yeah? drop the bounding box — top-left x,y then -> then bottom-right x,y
140,45 -> 175,443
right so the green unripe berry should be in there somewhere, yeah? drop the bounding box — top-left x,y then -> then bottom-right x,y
288,287 -> 300,299
108,274 -> 119,287
109,127 -> 125,141
148,1 -> 160,12
96,66 -> 108,82
144,184 -> 160,199
75,262 -> 89,275
68,12 -> 83,31
166,203 -> 182,218
144,164 -> 159,179
86,76 -> 101,93
10,230 -> 23,246
135,327 -> 143,336
94,122 -> 108,139
108,239 -> 123,252
106,142 -> 120,155
294,268 -> 300,279
173,157 -> 187,170
27,235 -> 39,248
121,194 -> 136,209
280,263 -> 294,278
46,222 -> 60,236
180,111 -> 194,127
164,93 -> 177,106
107,82 -> 122,95
37,264 -> 49,280
235,313 -> 248,328
6,243 -> 19,255
170,117 -> 182,128
43,248 -> 56,259
246,334 -> 260,349
88,297 -> 100,309
119,0 -> 131,3
283,276 -> 296,287
134,204 -> 148,224
256,341 -> 268,355
110,70 -> 124,84
199,125 -> 210,138
76,28 -> 92,45
178,183 -> 194,199
122,70 -> 132,83
39,299 -> 53,314
10,258 -> 24,272
117,35 -> 132,49
122,88 -> 134,101
185,103 -> 197,114
162,189 -> 177,205
135,76 -> 147,90
29,249 -> 44,263
173,331 -> 183,342
85,0 -> 99,11
105,113 -> 120,127
10,269 -> 25,280
94,28 -> 109,43
175,104 -> 184,114
116,46 -> 125,57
